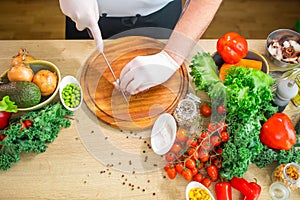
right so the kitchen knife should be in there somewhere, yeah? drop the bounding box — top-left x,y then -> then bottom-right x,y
87,29 -> 128,104
101,52 -> 129,104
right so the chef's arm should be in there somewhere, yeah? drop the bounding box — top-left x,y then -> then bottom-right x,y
164,0 -> 223,65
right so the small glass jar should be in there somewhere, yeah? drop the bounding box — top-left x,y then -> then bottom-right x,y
269,162 -> 300,200
173,93 -> 200,129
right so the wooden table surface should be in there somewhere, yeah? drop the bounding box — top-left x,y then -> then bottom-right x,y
0,39 -> 299,200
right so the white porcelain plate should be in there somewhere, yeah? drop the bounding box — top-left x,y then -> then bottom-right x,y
150,113 -> 177,155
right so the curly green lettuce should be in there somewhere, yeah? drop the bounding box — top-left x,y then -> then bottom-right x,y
0,102 -> 73,170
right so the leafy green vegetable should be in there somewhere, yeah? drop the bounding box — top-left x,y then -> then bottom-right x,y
189,52 -> 221,93
0,96 -> 17,113
0,102 -> 73,170
189,52 -> 290,180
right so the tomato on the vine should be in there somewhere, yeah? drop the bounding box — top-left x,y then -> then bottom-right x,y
186,137 -> 198,148
210,135 -> 222,147
188,148 -> 199,161
206,165 -> 219,182
175,162 -> 184,174
170,143 -> 182,155
198,148 -> 210,163
193,173 -> 204,183
165,152 -> 176,162
216,121 -> 227,133
217,105 -> 226,114
167,167 -> 177,179
182,168 -> 193,181
164,163 -> 175,172
221,131 -> 230,142
200,104 -> 212,117
201,177 -> 212,187
214,159 -> 222,169
185,158 -> 196,169
176,128 -> 188,143
190,166 -> 199,176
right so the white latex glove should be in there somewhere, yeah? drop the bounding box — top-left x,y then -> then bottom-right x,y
59,0 -> 103,52
119,50 -> 180,95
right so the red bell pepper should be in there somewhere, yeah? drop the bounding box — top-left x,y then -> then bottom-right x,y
260,113 -> 296,150
243,181 -> 261,200
215,182 -> 232,200
230,177 -> 253,197
231,177 -> 261,200
217,32 -> 248,64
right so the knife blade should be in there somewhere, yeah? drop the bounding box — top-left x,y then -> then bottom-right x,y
101,52 -> 129,104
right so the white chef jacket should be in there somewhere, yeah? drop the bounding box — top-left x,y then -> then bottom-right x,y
98,0 -> 174,17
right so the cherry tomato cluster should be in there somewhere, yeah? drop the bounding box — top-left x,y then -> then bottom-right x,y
164,121 -> 230,188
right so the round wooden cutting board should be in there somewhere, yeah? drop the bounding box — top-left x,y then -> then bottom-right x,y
80,36 -> 189,130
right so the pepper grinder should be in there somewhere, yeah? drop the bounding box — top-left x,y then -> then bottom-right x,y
273,79 -> 298,112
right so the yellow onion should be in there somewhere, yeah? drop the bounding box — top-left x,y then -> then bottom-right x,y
33,69 -> 58,96
10,48 -> 35,67
7,63 -> 34,82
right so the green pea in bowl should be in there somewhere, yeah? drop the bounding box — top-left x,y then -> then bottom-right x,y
59,75 -> 83,111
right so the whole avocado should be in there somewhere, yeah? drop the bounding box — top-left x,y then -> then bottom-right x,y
0,81 -> 41,108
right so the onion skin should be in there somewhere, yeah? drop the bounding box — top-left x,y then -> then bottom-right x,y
33,69 -> 58,96
7,63 -> 34,82
10,48 -> 35,67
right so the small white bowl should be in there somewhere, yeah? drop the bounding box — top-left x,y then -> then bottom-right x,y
186,181 -> 215,200
59,75 -> 83,111
150,113 -> 177,155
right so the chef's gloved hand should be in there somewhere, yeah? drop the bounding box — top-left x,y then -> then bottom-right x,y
59,0 -> 103,52
119,50 -> 180,95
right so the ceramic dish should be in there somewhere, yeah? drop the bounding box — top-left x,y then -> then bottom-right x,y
59,75 -> 83,111
151,113 -> 177,155
266,29 -> 300,69
186,181 -> 215,200
0,59 -> 61,111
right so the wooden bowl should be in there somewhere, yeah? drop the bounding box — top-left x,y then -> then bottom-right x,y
0,60 -> 61,111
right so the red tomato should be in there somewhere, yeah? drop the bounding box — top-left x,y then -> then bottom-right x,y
186,137 -> 198,148
193,173 -> 204,183
217,105 -> 226,114
206,165 -> 219,182
176,128 -> 188,143
210,135 -> 222,147
201,138 -> 212,151
216,121 -> 227,133
201,177 -> 212,188
214,159 -> 222,169
185,158 -> 196,169
167,167 -> 177,179
170,143 -> 182,155
221,131 -> 230,142
198,148 -> 210,163
20,119 -> 33,131
190,167 -> 199,177
207,123 -> 216,133
182,168 -> 193,181
188,148 -> 199,161
175,162 -> 184,174
165,152 -> 176,163
164,163 -> 175,172
200,104 -> 212,117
